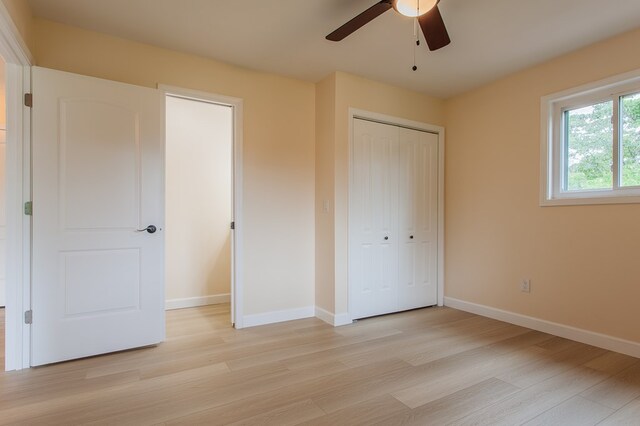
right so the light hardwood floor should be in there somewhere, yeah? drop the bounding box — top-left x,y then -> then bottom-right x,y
1,305 -> 639,425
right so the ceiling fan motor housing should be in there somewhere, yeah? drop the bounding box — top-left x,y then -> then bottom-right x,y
392,0 -> 440,17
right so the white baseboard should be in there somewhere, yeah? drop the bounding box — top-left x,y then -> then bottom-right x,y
444,297 -> 640,359
334,312 -> 353,327
242,306 -> 315,328
314,306 -> 334,325
165,293 -> 230,310
315,307 -> 353,327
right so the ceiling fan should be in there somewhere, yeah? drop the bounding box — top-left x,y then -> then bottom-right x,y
326,0 -> 450,51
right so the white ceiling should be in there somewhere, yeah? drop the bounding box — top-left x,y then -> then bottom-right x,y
27,0 -> 640,98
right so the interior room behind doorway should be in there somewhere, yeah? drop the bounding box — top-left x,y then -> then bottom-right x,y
165,95 -> 233,314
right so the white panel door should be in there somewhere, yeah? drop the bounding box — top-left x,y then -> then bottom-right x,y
350,119 -> 399,319
31,67 -> 165,366
398,128 -> 438,310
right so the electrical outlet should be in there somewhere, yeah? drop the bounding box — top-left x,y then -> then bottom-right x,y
520,279 -> 531,293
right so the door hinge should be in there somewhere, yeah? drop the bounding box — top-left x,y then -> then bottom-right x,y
24,93 -> 33,108
24,201 -> 32,216
24,310 -> 33,324
230,221 -> 235,230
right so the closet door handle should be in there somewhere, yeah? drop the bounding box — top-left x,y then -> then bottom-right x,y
410,235 -> 414,239
384,236 -> 389,241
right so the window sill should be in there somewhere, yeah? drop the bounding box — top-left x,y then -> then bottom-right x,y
540,194 -> 640,206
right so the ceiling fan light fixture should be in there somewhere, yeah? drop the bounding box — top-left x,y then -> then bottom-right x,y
393,0 -> 438,18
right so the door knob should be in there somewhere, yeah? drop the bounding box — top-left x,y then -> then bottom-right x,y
136,225 -> 158,234
384,236 -> 389,240
410,235 -> 414,239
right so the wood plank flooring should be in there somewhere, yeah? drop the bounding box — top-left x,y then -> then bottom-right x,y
1,305 -> 639,425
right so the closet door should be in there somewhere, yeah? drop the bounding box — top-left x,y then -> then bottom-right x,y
398,128 -> 439,310
350,119 -> 399,319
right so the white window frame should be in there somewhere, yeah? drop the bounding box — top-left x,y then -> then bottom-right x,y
541,68 -> 640,206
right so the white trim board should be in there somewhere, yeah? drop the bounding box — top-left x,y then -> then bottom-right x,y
4,64 -> 30,371
444,297 -> 640,359
165,294 -> 231,310
0,2 -> 33,65
315,307 -> 353,327
0,3 -> 33,371
242,306 -> 315,328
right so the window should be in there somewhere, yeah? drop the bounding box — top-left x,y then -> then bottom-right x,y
541,69 -> 640,205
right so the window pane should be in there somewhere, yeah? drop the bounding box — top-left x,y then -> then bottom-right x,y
565,101 -> 613,191
621,92 -> 640,187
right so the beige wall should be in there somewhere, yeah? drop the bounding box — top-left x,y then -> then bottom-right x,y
315,74 -> 336,313
33,18 -> 316,317
165,96 -> 232,303
315,71 -> 445,316
1,0 -> 34,55
444,27 -> 640,343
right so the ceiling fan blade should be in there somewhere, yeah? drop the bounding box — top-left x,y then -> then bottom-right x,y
418,5 -> 451,51
326,0 -> 393,41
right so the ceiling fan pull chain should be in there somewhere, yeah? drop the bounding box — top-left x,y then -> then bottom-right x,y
412,18 -> 419,71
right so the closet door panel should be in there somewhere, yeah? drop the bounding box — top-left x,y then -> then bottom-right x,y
398,128 -> 438,310
350,119 -> 399,319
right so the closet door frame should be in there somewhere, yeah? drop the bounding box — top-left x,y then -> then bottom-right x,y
347,109 -> 445,320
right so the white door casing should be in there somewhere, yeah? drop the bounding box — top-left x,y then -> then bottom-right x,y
350,118 -> 439,320
0,0 -> 34,370
31,67 -> 165,366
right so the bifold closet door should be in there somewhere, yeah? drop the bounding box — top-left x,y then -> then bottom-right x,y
398,128 -> 438,310
350,118 -> 438,320
350,119 -> 399,319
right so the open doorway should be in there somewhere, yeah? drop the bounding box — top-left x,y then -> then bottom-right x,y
164,90 -> 240,327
